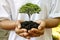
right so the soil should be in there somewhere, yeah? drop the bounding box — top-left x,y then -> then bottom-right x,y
21,21 -> 39,30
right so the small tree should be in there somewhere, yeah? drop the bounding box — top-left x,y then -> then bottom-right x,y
19,3 -> 41,20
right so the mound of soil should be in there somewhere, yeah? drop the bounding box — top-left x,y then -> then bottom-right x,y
21,21 -> 39,30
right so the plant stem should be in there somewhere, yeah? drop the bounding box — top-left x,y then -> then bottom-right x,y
28,13 -> 31,21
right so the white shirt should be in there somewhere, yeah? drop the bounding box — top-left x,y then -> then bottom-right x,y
0,0 -> 60,40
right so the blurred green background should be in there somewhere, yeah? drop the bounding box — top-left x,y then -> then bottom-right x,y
52,24 -> 60,40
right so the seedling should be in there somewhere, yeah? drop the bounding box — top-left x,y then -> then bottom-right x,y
19,3 -> 41,30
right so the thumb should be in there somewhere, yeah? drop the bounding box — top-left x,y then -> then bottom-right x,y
17,23 -> 21,29
38,21 -> 45,30
16,20 -> 22,29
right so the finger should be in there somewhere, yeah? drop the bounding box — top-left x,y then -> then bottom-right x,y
31,28 -> 40,34
15,28 -> 24,34
28,29 -> 40,37
15,21 -> 21,29
38,25 -> 45,30
29,28 -> 44,33
19,33 -> 24,37
29,28 -> 44,37
28,29 -> 39,35
29,32 -> 40,37
29,31 -> 44,37
38,21 -> 45,30
28,30 -> 35,36
38,26 -> 45,34
15,21 -> 20,27
21,29 -> 27,32
17,20 -> 24,29
28,28 -> 44,37
19,32 -> 30,39
23,32 -> 29,37
18,32 -> 29,38
15,28 -> 27,34
17,23 -> 21,29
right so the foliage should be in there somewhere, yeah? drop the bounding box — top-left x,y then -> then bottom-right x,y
19,3 -> 41,15
52,24 -> 60,40
52,35 -> 59,40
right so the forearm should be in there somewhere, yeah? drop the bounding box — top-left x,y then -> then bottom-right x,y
0,20 -> 18,30
45,18 -> 60,28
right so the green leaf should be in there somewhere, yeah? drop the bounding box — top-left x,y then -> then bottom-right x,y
19,3 -> 41,15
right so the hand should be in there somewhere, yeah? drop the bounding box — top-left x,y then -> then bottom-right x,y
15,20 -> 30,39
28,20 -> 46,37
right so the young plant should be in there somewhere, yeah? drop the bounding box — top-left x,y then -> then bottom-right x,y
19,3 -> 41,30
19,3 -> 41,19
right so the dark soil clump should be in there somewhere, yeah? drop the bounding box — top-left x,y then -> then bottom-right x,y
21,21 -> 39,30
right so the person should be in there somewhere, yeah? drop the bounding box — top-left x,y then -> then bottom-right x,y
0,0 -> 60,40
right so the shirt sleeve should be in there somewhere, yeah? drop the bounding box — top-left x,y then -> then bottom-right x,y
49,0 -> 60,18
0,5 -> 10,20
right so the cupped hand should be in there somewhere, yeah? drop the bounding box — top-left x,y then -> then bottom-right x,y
28,20 -> 46,37
15,20 -> 30,39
